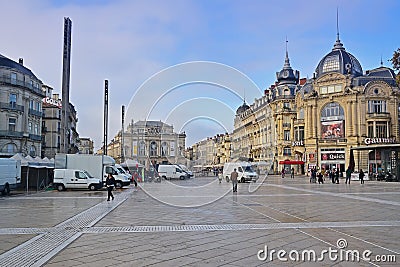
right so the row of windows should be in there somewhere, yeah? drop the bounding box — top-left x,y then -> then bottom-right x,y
7,118 -> 40,135
9,93 -> 41,110
301,101 -> 388,120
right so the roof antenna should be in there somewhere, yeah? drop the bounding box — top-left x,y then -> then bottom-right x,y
333,7 -> 344,50
380,55 -> 383,66
336,7 -> 340,42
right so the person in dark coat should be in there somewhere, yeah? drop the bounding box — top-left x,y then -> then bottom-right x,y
345,167 -> 352,184
359,169 -> 365,184
335,169 -> 340,184
317,171 -> 324,184
106,173 -> 116,201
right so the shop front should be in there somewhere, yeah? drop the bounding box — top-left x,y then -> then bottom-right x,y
320,148 -> 346,177
350,139 -> 400,182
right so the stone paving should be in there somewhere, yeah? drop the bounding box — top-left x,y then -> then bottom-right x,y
0,175 -> 399,266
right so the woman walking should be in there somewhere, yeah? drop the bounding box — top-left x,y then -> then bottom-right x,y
106,173 -> 116,201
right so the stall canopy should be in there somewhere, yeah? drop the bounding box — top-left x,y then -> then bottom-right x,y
279,160 -> 305,165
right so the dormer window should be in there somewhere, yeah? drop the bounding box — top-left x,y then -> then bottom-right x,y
322,55 -> 340,72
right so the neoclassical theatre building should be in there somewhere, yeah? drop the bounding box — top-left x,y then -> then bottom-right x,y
233,34 -> 400,179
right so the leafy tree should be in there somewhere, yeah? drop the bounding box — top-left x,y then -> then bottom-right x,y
390,48 -> 400,85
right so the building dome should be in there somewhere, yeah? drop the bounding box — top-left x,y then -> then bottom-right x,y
236,102 -> 250,115
0,54 -> 38,79
315,37 -> 363,79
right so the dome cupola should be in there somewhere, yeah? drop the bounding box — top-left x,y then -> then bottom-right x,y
315,32 -> 363,78
276,41 -> 300,85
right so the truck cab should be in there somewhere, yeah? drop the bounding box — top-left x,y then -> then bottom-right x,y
53,169 -> 103,191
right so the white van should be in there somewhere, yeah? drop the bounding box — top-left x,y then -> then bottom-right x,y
223,162 -> 258,183
53,169 -> 103,191
158,165 -> 187,180
0,158 -> 21,195
177,164 -> 194,178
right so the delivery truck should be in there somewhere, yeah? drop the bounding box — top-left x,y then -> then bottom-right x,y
55,154 -> 131,188
0,158 -> 21,195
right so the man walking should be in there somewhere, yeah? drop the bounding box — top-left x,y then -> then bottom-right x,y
359,169 -> 365,184
345,167 -> 352,184
231,168 -> 238,193
106,173 -> 116,201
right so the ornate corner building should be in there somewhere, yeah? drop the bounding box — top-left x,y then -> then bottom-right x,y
0,55 -> 45,157
233,35 -> 400,179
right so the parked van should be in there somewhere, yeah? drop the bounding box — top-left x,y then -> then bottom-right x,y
53,169 -> 103,191
0,158 -> 21,195
177,164 -> 194,178
55,154 -> 131,188
223,162 -> 258,183
158,165 -> 187,180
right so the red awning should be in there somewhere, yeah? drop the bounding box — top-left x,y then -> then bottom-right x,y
279,160 -> 305,165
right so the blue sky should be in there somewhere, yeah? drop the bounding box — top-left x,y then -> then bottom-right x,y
0,0 -> 399,150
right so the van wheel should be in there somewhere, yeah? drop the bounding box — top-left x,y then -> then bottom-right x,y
57,184 -> 65,191
180,176 -> 185,180
89,184 -> 96,191
115,181 -> 123,189
162,176 -> 167,180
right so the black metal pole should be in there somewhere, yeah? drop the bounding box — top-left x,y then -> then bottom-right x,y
103,80 -> 108,155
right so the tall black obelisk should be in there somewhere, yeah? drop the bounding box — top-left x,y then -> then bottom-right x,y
61,17 -> 72,153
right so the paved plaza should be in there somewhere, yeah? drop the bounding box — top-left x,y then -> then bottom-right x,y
0,175 -> 399,266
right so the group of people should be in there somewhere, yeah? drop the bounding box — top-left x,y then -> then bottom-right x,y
281,168 -> 295,179
308,167 -> 365,184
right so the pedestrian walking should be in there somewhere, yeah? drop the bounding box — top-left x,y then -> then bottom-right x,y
317,171 -> 324,184
329,169 -> 335,183
290,167 -> 294,179
218,169 -> 223,184
106,173 -> 116,201
359,169 -> 365,184
335,169 -> 340,184
345,167 -> 352,184
281,167 -> 285,179
231,168 -> 238,192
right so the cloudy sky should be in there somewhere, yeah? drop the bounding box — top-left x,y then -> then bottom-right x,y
1,0 -> 399,150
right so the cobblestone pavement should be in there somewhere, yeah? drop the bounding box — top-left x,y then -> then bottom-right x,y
0,175 -> 399,266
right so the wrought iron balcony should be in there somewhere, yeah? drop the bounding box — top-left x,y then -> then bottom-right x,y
0,102 -> 24,112
0,130 -> 24,138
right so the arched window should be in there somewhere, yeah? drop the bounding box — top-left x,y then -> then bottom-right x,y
161,142 -> 168,156
2,143 -> 17,153
138,141 -> 146,156
321,102 -> 345,139
149,141 -> 157,156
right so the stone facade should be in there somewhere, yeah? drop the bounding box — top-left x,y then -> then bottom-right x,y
0,55 -> 44,157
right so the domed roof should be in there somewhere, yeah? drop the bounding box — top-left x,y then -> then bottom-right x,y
276,50 -> 299,85
315,37 -> 363,79
236,101 -> 250,115
0,54 -> 38,79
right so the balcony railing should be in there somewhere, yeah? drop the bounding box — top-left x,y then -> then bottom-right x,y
29,134 -> 42,141
0,102 -> 24,112
0,130 -> 24,138
0,76 -> 44,96
366,112 -> 391,119
28,108 -> 43,117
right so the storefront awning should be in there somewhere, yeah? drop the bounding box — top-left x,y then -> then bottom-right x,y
350,144 -> 400,150
279,160 -> 305,165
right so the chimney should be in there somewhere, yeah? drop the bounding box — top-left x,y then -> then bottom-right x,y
19,58 -> 23,65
